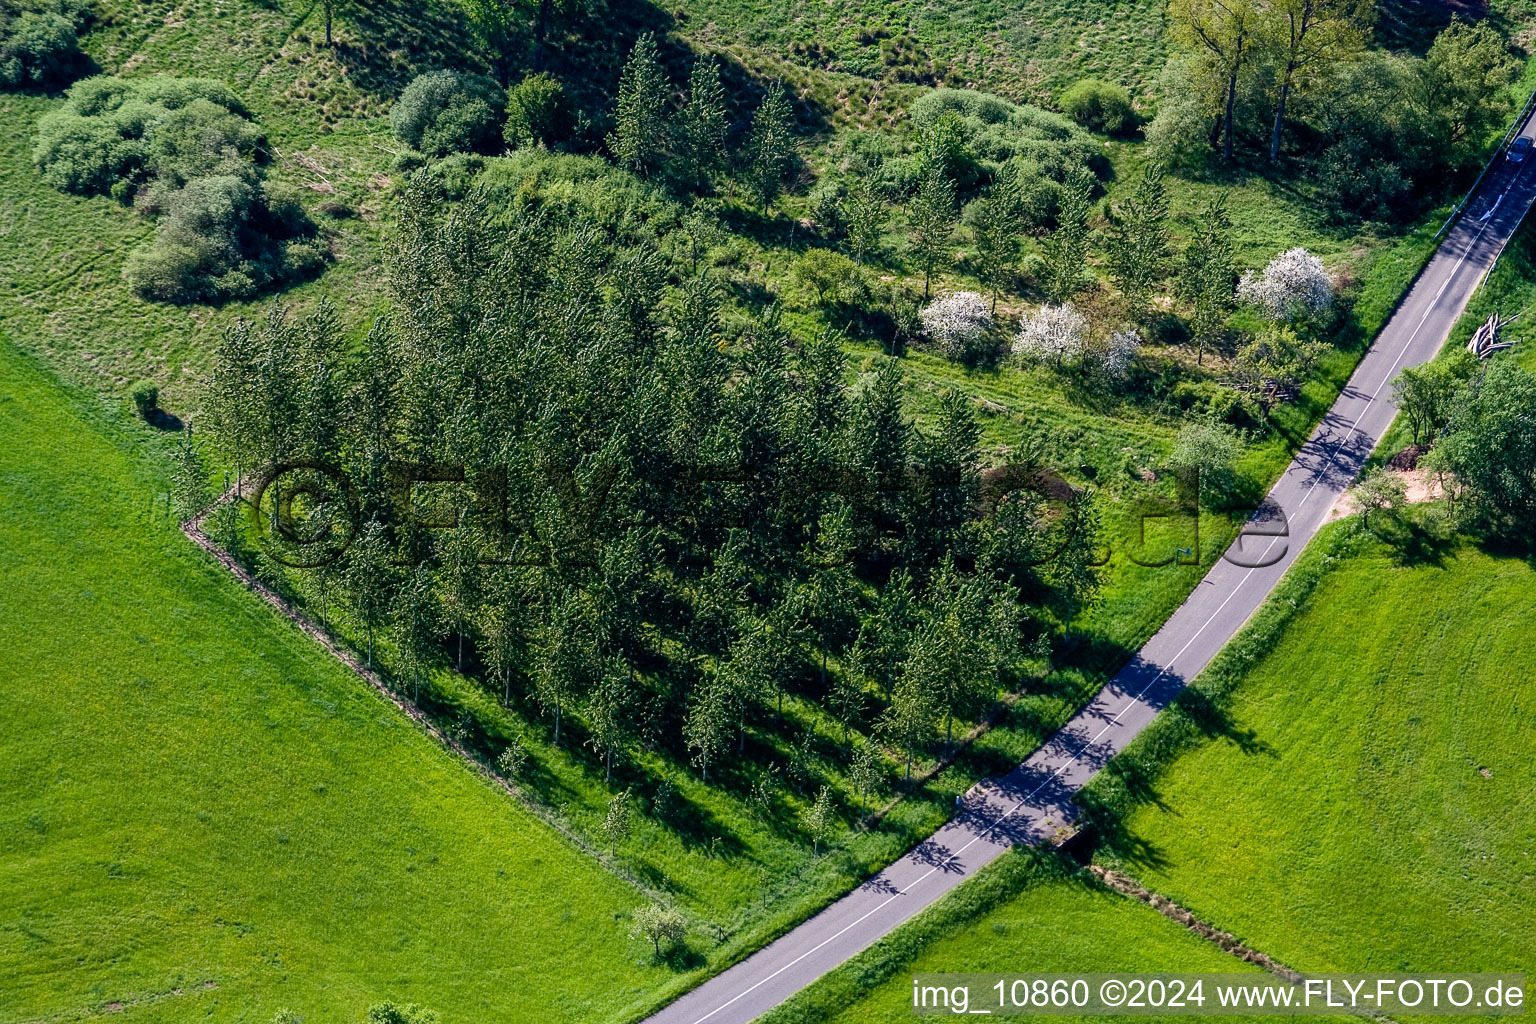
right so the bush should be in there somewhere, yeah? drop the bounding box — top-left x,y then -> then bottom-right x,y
791,248 -> 862,306
129,380 -> 159,419
0,7 -> 85,90
902,89 -> 1104,203
33,75 -> 321,303
392,70 -> 504,157
503,72 -> 571,149
1059,79 -> 1134,135
33,75 -> 259,198
124,175 -> 320,303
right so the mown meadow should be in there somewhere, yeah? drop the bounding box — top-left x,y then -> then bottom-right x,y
0,337 -> 676,1023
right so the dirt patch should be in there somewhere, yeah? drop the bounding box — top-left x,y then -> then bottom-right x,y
1326,467 -> 1443,522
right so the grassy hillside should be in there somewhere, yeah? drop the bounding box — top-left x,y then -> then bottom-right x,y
1085,524 -> 1536,974
0,337 -> 677,1023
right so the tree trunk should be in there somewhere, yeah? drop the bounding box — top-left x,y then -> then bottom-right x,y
1269,77 -> 1292,162
324,1 -> 332,45
533,0 -> 553,70
1222,68 -> 1238,162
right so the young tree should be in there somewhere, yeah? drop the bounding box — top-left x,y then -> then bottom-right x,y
802,785 -> 837,855
908,160 -> 957,300
1169,0 -> 1261,161
1049,489 -> 1104,638
920,291 -> 994,363
319,0 -> 343,45
391,563 -> 439,702
746,82 -> 795,211
880,668 -> 935,782
1433,360 -> 1536,538
677,55 -> 728,185
598,788 -> 634,854
685,671 -> 735,781
1230,323 -> 1326,414
437,523 -> 481,670
206,317 -> 260,488
480,569 -> 527,706
171,425 -> 208,518
827,658 -> 866,743
497,737 -> 529,779
1410,19 -> 1520,166
586,661 -> 633,783
1039,170 -> 1093,301
968,182 -> 1023,312
345,519 -> 392,669
1180,196 -> 1236,364
1012,303 -> 1089,368
632,902 -> 686,958
609,32 -> 669,175
841,178 -> 885,266
533,589 -> 597,746
1237,247 -> 1333,325
1105,163 -> 1170,318
791,248 -> 862,306
848,742 -> 884,815
1391,361 -> 1460,446
1264,0 -> 1372,160
459,0 -> 521,82
1171,420 -> 1243,500
1351,467 -> 1408,532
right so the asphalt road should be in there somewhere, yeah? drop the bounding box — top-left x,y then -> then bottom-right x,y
641,114 -> 1536,1024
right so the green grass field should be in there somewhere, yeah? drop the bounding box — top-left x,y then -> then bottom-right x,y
758,849 -> 1278,1024
1087,524 -> 1536,975
0,337 -> 683,1023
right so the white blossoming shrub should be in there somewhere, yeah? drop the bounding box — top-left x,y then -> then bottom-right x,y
1012,303 -> 1089,367
1237,247 -> 1333,324
920,291 -> 994,362
1096,328 -> 1141,379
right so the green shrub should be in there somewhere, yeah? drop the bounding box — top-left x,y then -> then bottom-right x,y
900,88 -> 1103,200
0,11 -> 77,88
791,248 -> 862,306
503,72 -> 571,149
33,75 -> 321,303
1058,78 -> 1134,134
392,70 -> 504,157
475,149 -> 679,239
123,175 -> 321,303
32,75 -> 259,198
129,379 -> 159,419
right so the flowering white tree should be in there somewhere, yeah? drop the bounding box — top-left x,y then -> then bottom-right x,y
920,291 -> 994,361
1095,328 -> 1142,379
1012,303 -> 1089,367
1237,247 -> 1333,324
